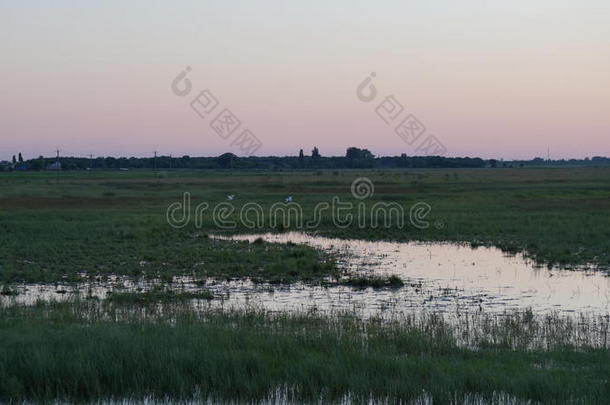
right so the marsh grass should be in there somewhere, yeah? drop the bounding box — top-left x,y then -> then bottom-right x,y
340,274 -> 405,288
0,285 -> 18,296
106,285 -> 214,304
1,168 -> 609,285
2,169 -> 610,403
0,300 -> 609,404
0,227 -> 339,284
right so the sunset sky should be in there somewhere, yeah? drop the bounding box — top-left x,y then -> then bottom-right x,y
1,0 -> 609,159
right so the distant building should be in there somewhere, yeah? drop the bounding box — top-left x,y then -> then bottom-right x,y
46,161 -> 62,171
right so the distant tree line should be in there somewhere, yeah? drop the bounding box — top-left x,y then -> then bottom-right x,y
2,147 -> 609,171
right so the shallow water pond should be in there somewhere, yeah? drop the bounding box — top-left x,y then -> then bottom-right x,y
214,232 -> 610,316
3,232 -> 609,317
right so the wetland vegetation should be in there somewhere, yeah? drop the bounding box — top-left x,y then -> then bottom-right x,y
1,167 -> 610,404
1,167 -> 609,282
1,300 -> 610,404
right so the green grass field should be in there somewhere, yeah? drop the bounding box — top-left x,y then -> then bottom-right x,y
1,167 -> 610,404
1,168 -> 609,284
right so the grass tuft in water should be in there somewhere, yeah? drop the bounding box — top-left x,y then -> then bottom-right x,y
106,286 -> 213,304
341,274 -> 405,288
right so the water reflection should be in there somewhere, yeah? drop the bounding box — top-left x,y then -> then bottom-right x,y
217,232 -> 610,315
3,232 -> 609,317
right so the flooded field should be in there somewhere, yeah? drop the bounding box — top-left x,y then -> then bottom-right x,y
5,232 -> 609,318
2,168 -> 610,404
215,233 -> 610,316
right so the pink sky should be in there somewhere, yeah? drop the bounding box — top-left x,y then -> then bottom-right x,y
1,1 -> 609,159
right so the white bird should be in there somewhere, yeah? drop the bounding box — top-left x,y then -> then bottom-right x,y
284,196 -> 293,203
227,195 -> 235,201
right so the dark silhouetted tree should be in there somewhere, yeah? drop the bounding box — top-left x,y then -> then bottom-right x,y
30,156 -> 45,171
217,153 -> 236,169
12,155 -> 16,165
345,147 -> 374,160
311,147 -> 320,159
18,153 -> 23,163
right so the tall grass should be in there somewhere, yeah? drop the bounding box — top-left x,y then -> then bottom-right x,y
0,300 -> 609,404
